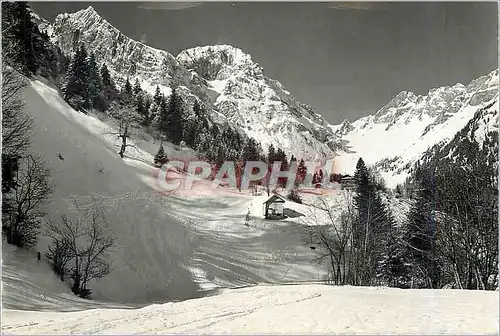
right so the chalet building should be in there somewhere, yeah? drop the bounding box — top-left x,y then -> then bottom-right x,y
263,194 -> 286,219
340,175 -> 356,190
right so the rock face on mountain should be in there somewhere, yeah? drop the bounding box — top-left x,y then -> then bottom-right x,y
177,45 -> 340,160
331,69 -> 498,187
50,7 -> 198,95
35,5 -> 497,183
43,6 -> 341,160
419,99 -> 499,175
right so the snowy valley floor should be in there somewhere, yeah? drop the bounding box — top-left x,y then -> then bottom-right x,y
3,284 -> 498,335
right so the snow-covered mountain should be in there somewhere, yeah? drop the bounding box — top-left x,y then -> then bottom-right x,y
418,99 -> 499,181
41,6 -> 341,160
332,69 -> 498,187
177,45 -> 341,159
35,5 -> 498,184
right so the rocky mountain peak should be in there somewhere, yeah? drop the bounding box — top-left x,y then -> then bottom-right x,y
36,7 -> 342,160
177,45 -> 260,81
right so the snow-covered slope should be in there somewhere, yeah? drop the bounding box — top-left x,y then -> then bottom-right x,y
417,99 -> 499,182
1,240 -> 136,311
331,69 -> 499,187
6,78 -> 334,305
21,79 -> 202,304
43,6 -> 341,160
3,284 -> 498,334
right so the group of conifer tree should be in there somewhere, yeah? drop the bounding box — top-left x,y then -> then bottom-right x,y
316,151 -> 498,290
61,43 -> 265,169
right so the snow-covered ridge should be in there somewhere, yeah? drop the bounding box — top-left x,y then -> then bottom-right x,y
331,69 -> 498,186
30,9 -> 54,38
51,6 -> 182,96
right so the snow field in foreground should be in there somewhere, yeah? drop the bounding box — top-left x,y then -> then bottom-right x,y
3,284 -> 498,334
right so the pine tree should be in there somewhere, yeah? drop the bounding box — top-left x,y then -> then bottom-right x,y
124,78 -> 132,95
2,2 -> 55,75
133,78 -> 142,96
153,86 -> 162,106
274,148 -> 288,188
136,93 -> 147,118
64,44 -> 90,110
114,77 -> 134,109
353,158 -> 394,285
243,138 -> 261,163
354,158 -> 370,245
99,64 -> 118,109
275,148 -> 286,163
158,96 -> 168,134
163,88 -> 184,145
377,226 -> 409,287
280,153 -> 289,171
140,96 -> 152,126
87,53 -> 103,109
267,144 -> 276,165
154,144 -> 168,167
404,168 -> 439,288
297,159 -> 307,183
185,100 -> 202,147
101,64 -> 112,87
312,170 -> 322,185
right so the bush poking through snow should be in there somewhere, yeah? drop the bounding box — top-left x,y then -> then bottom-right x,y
287,189 -> 302,204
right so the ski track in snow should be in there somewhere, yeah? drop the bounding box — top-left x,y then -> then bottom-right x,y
2,285 -> 498,334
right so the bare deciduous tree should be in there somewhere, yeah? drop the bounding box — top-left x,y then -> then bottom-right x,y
434,165 -> 498,290
2,19 -> 33,157
303,194 -> 359,285
3,154 -> 54,247
2,66 -> 33,157
108,108 -> 140,158
304,192 -> 398,287
45,218 -> 78,282
45,198 -> 115,298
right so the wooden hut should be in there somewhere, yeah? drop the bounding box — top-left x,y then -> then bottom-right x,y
262,194 -> 286,219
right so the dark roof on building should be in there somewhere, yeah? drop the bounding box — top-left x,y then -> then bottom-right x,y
263,194 -> 286,204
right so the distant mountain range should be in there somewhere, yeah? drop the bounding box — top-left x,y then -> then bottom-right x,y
33,6 -> 498,187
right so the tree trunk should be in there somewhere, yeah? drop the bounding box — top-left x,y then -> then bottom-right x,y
119,134 -> 126,158
119,143 -> 125,158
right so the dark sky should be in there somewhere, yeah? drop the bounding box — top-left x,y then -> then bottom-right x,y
30,2 -> 498,124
